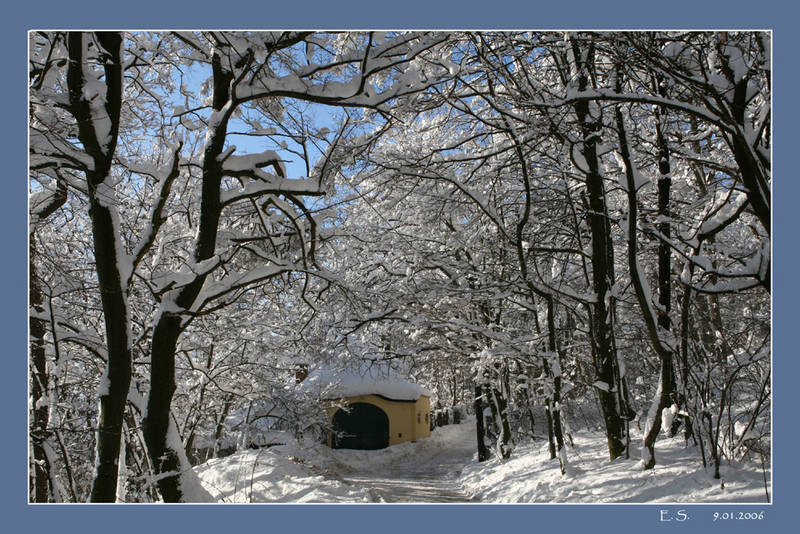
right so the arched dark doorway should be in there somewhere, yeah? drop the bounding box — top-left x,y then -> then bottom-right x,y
331,402 -> 390,450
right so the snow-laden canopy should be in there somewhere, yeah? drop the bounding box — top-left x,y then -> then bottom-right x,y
301,367 -> 431,401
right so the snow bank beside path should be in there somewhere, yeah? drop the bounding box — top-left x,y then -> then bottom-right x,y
458,427 -> 771,504
193,438 -> 371,503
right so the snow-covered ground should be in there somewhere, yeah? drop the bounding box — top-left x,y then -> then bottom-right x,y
193,438 -> 371,503
193,418 -> 770,504
327,422 -> 475,502
459,424 -> 770,503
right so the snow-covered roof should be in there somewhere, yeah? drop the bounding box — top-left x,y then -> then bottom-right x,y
301,367 -> 431,402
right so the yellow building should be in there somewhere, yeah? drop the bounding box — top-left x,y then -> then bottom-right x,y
302,368 -> 431,449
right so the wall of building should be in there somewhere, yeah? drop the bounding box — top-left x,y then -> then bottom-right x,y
327,394 -> 431,448
413,395 -> 431,442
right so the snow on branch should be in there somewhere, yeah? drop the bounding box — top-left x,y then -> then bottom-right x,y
30,172 -> 68,228
219,149 -> 325,206
695,191 -> 750,243
126,142 -> 183,278
559,89 -> 734,135
222,150 -> 286,178
30,129 -> 95,172
150,255 -> 224,296
233,33 -> 451,108
188,262 -> 297,315
219,179 -> 322,206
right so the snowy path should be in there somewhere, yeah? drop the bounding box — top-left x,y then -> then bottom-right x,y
335,422 -> 477,503
195,417 -> 770,504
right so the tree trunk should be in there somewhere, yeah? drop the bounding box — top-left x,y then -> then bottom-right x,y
514,362 -> 537,442
544,297 -> 567,473
30,154 -> 71,506
678,276 -> 697,446
87,177 -> 133,502
727,79 -> 770,240
641,99 -> 677,469
66,31 -> 131,502
143,316 -> 184,501
143,50 -> 233,502
565,38 -> 627,461
544,401 -> 556,460
570,39 -> 626,459
704,412 -> 721,479
29,237 -> 51,502
616,106 -> 677,469
473,386 -> 489,462
485,382 -> 512,459
479,362 -> 512,460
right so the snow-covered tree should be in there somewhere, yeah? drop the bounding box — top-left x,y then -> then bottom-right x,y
30,30 -> 454,502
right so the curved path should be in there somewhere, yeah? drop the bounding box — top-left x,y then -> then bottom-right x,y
339,422 -> 477,503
